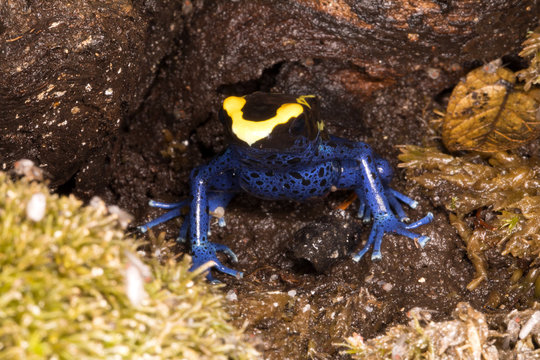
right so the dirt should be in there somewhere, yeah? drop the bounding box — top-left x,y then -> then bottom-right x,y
1,1 -> 539,359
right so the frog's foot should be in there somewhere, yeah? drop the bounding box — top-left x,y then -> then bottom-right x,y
190,242 -> 243,282
138,195 -> 230,240
352,212 -> 433,262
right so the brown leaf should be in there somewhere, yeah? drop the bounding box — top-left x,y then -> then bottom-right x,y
442,61 -> 540,152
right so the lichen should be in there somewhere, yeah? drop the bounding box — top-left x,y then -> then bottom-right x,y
0,172 -> 257,359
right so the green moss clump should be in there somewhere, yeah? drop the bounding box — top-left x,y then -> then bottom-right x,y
0,172 -> 257,359
398,146 -> 540,292
517,26 -> 540,91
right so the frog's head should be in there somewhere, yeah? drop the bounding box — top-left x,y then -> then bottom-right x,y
219,92 -> 326,151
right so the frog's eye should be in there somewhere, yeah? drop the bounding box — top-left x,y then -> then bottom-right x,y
288,116 -> 306,137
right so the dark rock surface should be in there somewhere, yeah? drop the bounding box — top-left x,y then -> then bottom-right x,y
1,0 -> 184,187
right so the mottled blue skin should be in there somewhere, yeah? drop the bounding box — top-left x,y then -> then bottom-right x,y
140,95 -> 433,280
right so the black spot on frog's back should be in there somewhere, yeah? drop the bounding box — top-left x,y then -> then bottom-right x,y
238,161 -> 339,201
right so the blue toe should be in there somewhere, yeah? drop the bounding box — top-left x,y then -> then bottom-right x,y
213,243 -> 239,263
418,235 -> 430,247
405,212 -> 433,229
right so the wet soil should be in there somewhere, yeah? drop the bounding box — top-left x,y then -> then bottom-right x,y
2,1 -> 539,358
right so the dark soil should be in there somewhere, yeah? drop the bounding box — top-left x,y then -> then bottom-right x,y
1,1 -> 538,358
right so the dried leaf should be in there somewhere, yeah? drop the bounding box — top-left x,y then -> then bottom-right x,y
442,60 -> 540,152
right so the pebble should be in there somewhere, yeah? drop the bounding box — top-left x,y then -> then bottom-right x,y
26,193 -> 46,221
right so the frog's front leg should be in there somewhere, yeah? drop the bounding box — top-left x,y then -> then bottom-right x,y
189,152 -> 242,281
331,142 -> 433,261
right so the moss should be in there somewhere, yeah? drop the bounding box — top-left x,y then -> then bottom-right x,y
517,26 -> 540,91
398,146 -> 540,292
0,172 -> 257,359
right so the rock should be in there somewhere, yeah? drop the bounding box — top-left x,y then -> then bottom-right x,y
0,0 -> 184,187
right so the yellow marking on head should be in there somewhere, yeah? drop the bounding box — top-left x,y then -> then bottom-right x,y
317,120 -> 325,131
296,95 -> 316,109
223,96 -> 304,146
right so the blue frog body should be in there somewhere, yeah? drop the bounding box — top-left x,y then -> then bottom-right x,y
140,92 -> 433,280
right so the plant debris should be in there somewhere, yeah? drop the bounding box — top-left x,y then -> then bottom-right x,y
0,171 -> 257,359
343,301 -> 540,359
341,302 -> 497,359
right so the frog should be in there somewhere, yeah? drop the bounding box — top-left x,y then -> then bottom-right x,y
139,92 -> 433,281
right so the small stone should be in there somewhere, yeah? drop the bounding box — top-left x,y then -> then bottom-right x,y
26,193 -> 46,222
226,290 -> 238,301
382,282 -> 393,291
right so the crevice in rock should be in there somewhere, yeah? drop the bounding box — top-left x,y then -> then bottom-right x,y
217,61 -> 285,96
56,170 -> 78,196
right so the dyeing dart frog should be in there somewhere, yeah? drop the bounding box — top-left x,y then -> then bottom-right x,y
139,92 -> 433,280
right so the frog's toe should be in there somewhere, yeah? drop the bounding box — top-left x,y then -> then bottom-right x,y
176,219 -> 189,243
204,265 -> 243,283
218,217 -> 227,227
189,256 -> 243,280
214,262 -> 243,279
177,236 -> 187,243
137,225 -> 149,233
387,192 -> 408,221
212,243 -> 239,263
361,206 -> 372,223
139,205 -> 184,232
396,213 -> 432,247
352,226 -> 382,262
390,189 -> 418,209
405,212 -> 433,230
352,249 -> 368,262
394,227 -> 431,248
148,199 -> 189,209
417,235 -> 430,248
357,202 -> 366,219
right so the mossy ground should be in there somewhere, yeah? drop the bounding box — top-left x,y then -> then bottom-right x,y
0,171 -> 257,359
